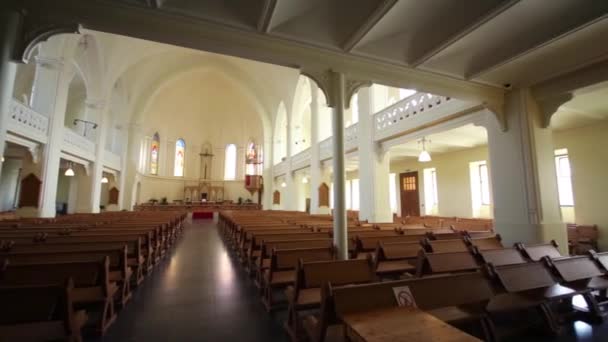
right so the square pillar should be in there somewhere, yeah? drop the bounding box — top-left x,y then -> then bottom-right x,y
357,86 -> 392,223
0,11 -> 20,181
485,89 -> 566,252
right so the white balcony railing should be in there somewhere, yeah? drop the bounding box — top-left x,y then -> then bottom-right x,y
291,148 -> 311,171
319,137 -> 332,160
374,93 -> 461,141
103,150 -> 122,171
8,99 -> 49,143
273,160 -> 288,177
345,123 -> 358,152
62,129 -> 96,160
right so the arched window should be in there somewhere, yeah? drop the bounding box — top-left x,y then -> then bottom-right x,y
224,144 -> 237,180
150,132 -> 160,175
174,138 -> 186,177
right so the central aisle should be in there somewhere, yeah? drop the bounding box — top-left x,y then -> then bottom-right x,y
100,219 -> 288,341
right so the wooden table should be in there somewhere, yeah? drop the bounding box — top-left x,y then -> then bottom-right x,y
341,306 -> 481,342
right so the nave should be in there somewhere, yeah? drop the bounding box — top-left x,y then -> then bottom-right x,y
98,217 -> 608,342
99,218 -> 288,342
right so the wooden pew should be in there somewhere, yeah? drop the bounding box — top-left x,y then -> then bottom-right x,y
416,250 -> 480,277
423,238 -> 469,253
262,247 -> 335,311
355,234 -> 423,259
2,236 -> 146,285
253,239 -> 333,286
1,244 -> 132,308
474,247 -> 527,267
0,278 -> 88,342
245,232 -> 329,270
466,235 -> 503,251
0,256 -> 117,335
285,258 -> 376,341
316,272 -> 494,342
486,261 -> 575,335
543,255 -> 607,320
374,242 -> 421,279
516,240 -> 562,261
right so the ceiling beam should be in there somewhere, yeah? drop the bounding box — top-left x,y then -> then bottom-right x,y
341,0 -> 398,52
467,14 -> 608,80
410,0 -> 521,67
257,0 -> 278,33
15,0 -> 503,107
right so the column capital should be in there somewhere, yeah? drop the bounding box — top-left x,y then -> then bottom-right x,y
301,68 -> 371,109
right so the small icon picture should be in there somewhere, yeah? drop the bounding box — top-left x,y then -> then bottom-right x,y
392,286 -> 417,308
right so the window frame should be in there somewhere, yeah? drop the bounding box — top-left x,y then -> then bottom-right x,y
478,163 -> 491,206
224,144 -> 237,180
174,138 -> 186,177
554,152 -> 574,207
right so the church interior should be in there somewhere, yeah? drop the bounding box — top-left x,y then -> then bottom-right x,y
1,1 -> 608,341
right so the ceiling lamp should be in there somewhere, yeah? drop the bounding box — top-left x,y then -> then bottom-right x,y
101,176 -> 109,184
302,177 -> 308,184
281,181 -> 287,188
418,137 -> 432,163
64,163 -> 75,177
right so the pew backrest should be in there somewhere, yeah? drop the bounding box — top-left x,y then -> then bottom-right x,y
477,247 -> 527,266
517,240 -> 561,261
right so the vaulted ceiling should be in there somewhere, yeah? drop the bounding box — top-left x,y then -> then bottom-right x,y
106,0 -> 608,89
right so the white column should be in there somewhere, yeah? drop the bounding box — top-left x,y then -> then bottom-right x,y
262,136 -> 273,209
485,89 -> 566,252
358,86 -> 392,223
0,10 -> 20,181
284,107 -> 297,210
330,71 -> 347,260
120,124 -> 143,210
85,100 -> 108,213
309,81 -> 322,214
34,44 -> 70,217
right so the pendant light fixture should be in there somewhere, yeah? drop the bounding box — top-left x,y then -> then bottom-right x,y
418,137 -> 432,163
101,176 -> 109,184
280,181 -> 287,188
302,176 -> 308,184
64,162 -> 75,177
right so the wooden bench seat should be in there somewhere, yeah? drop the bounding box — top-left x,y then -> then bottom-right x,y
516,240 -> 562,261
475,247 -> 527,266
1,256 -> 117,335
423,237 -> 469,253
374,241 -> 421,278
355,234 -> 423,259
544,255 -> 607,320
0,278 -> 87,342
253,239 -> 333,287
466,235 -> 503,251
1,244 -> 132,308
416,250 -> 480,277
262,247 -> 335,311
312,272 -> 495,342
285,258 -> 375,341
486,261 -> 575,335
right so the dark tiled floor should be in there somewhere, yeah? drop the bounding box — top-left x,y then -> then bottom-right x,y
96,220 -> 608,342
95,219 -> 288,342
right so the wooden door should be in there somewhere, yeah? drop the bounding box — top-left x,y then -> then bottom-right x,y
399,171 -> 420,217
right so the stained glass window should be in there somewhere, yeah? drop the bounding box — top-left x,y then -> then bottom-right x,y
174,139 -> 185,177
150,132 -> 160,175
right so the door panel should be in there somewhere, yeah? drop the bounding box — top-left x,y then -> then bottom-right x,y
400,171 -> 420,217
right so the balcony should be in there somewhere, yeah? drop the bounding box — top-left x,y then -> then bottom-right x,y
373,93 -> 474,142
8,99 -> 49,143
103,150 -> 122,171
62,129 -> 96,161
273,160 -> 288,177
291,148 -> 311,171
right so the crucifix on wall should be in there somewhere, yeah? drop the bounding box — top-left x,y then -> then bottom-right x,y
199,145 -> 214,180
